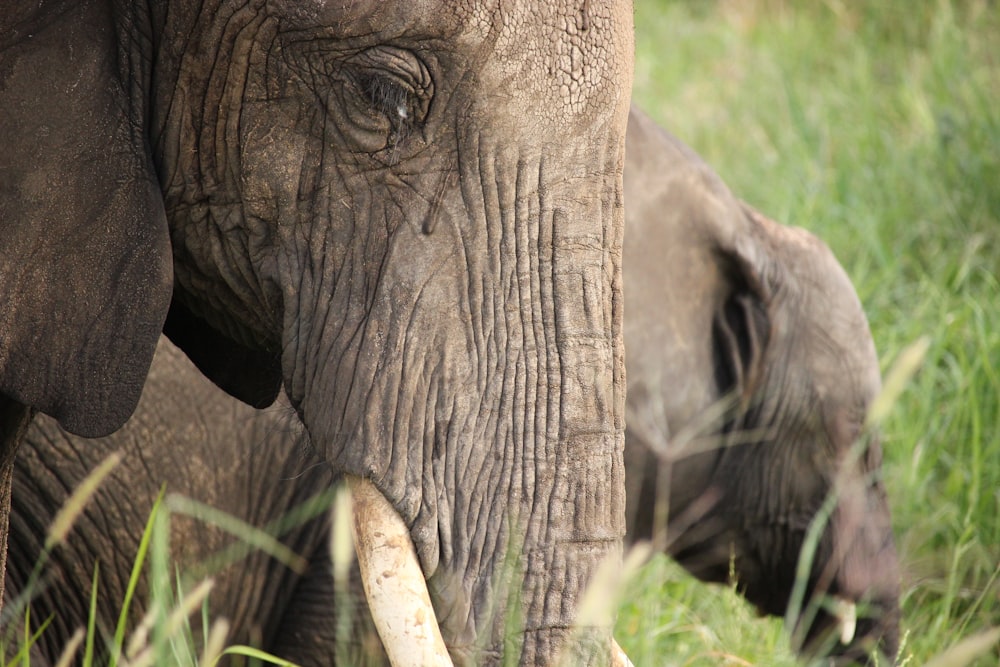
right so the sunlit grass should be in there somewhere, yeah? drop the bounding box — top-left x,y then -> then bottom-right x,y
620,0 -> 1000,664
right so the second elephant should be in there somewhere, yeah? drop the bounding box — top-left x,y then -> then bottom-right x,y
5,108 -> 900,665
623,107 -> 899,663
6,339 -> 336,666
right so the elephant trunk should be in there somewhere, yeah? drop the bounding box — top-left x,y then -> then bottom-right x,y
430,160 -> 627,666
794,438 -> 901,664
286,138 -> 627,665
489,155 -> 626,667
827,458 -> 901,662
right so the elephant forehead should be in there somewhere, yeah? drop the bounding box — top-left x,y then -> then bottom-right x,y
470,1 -> 631,120
267,0 -> 630,123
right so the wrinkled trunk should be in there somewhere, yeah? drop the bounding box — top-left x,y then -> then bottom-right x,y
820,449 -> 901,661
285,134 -> 627,664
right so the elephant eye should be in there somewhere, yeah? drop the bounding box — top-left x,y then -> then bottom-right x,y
356,72 -> 416,135
342,47 -> 433,158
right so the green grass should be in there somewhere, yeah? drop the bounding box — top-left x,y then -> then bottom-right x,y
619,0 -> 1000,664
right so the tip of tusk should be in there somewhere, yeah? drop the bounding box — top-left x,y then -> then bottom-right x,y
612,639 -> 634,667
833,598 -> 858,645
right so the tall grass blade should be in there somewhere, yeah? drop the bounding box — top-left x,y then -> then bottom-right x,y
162,577 -> 214,649
215,645 -> 303,667
5,612 -> 52,667
82,563 -> 99,667
921,626 -> 1000,667
330,484 -> 354,585
44,452 -> 122,550
53,628 -> 85,667
165,494 -> 307,574
866,336 -> 931,428
110,486 -> 166,667
198,618 -> 230,667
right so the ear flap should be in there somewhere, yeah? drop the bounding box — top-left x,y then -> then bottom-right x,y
0,1 -> 172,437
711,207 -> 773,404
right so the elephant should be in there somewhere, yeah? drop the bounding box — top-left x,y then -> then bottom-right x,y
3,106 -> 900,665
0,2 -> 635,665
623,107 -> 900,663
5,338 -> 341,665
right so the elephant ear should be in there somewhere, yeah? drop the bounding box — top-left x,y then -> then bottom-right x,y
711,205 -> 774,404
0,0 -> 172,437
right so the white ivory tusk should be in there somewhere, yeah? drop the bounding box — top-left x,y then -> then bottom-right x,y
612,639 -> 635,667
833,598 -> 858,645
346,475 -> 454,667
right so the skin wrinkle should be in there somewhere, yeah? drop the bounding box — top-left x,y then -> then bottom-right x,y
218,6 -> 264,192
192,2 -> 235,189
490,175 -> 526,585
515,157 -> 541,528
444,141 -> 511,638
442,133 -> 495,589
530,159 -> 556,522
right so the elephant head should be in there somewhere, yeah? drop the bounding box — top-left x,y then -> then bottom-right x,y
622,107 -> 900,663
1,2 -> 635,664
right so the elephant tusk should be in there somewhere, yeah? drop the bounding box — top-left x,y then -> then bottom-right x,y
612,639 -> 635,667
833,598 -> 858,645
346,475 -> 454,667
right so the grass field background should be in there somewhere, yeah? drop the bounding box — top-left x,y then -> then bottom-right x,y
616,1 -> 1000,664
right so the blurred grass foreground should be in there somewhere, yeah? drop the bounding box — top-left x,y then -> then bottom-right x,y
618,1 -> 1000,665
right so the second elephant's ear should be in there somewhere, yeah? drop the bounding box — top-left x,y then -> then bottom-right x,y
0,1 -> 173,437
711,205 -> 774,403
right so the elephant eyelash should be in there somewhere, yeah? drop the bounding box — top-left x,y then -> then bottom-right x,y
357,73 -> 415,135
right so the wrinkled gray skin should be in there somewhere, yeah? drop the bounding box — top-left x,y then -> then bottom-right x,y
5,340 -> 340,665
6,108 -> 899,665
0,2 -> 634,664
624,108 -> 900,664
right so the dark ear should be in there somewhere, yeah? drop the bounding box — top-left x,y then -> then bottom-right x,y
163,298 -> 282,409
0,1 -> 172,437
711,209 -> 773,403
